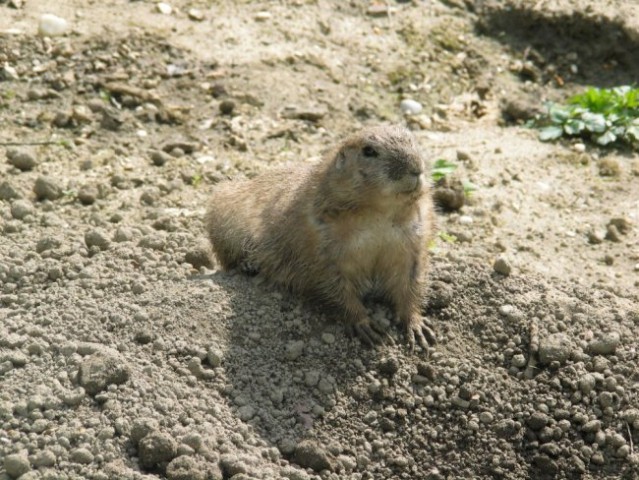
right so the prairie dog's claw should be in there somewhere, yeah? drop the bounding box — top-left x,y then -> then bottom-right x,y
350,320 -> 393,347
406,317 -> 437,354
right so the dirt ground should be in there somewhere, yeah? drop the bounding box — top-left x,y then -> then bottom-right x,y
1,1 -> 638,479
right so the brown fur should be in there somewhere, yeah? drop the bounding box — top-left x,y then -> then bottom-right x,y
205,125 -> 436,350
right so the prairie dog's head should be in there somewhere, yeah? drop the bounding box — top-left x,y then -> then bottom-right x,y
333,126 -> 428,199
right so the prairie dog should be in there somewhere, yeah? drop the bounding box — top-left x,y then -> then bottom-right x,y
205,125 -> 436,351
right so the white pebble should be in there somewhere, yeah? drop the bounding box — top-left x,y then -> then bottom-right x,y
400,99 -> 423,115
254,11 -> 272,21
156,2 -> 173,15
573,143 -> 586,153
38,14 -> 69,37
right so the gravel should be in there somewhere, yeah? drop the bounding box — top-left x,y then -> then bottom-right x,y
0,3 -> 638,480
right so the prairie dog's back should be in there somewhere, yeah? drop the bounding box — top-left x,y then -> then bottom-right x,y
204,165 -> 313,270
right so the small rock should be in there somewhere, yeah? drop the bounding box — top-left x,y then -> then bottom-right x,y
479,412 -> 494,424
219,100 -> 236,115
114,227 -> 134,243
588,331 -> 620,355
219,454 -> 250,477
286,340 -> 305,360
456,150 -> 471,161
61,387 -> 85,407
131,417 -> 160,444
367,4 -> 391,17
582,420 -> 602,434
4,452 -> 31,478
10,199 -> 35,220
5,351 -> 28,367
72,105 -> 93,124
500,96 -> 542,122
538,333 -> 573,365
6,149 -> 37,171
238,405 -> 255,421
1,64 -> 19,80
187,8 -> 205,21
33,449 -> 56,467
433,180 -> 465,211
184,247 -> 212,269
608,217 -> 631,234
100,109 -> 124,131
321,332 -> 335,344
38,13 -> 69,37
150,150 -> 172,166
605,224 -> 622,243
139,234 -> 166,251
573,143 -> 586,153
156,2 -> 173,14
304,370 -> 320,387
78,351 -> 130,395
587,230 -> 605,244
4,452 -> 30,478
166,455 -> 206,480
533,455 -> 558,474
378,356 -> 399,377
400,99 -> 423,115
495,419 -> 519,438
254,11 -> 272,21
70,447 -> 94,464
0,181 -> 21,200
493,256 -> 512,276
34,176 -> 64,201
293,440 -> 334,472
281,106 -> 327,123
36,236 -> 62,253
78,185 -> 98,205
528,412 -> 551,431
161,140 -> 198,155
134,329 -> 155,345
139,432 -> 178,469
598,157 -> 621,177
578,373 -> 597,394
428,281 -> 454,309
511,353 -> 526,368
207,347 -> 222,368
85,229 -> 111,251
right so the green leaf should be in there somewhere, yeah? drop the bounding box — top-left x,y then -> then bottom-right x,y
563,119 -> 584,135
539,125 -> 564,141
596,130 -> 617,145
462,181 -> 477,195
438,231 -> 457,243
548,104 -> 571,123
581,112 -> 607,133
626,125 -> 639,141
432,158 -> 458,182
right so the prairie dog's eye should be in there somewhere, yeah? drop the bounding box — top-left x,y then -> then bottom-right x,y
362,145 -> 378,158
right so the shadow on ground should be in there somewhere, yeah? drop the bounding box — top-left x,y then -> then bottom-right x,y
476,4 -> 639,87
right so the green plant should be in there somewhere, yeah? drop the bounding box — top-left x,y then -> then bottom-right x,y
432,158 -> 457,182
535,86 -> 639,148
438,231 -> 457,243
191,173 -> 203,188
